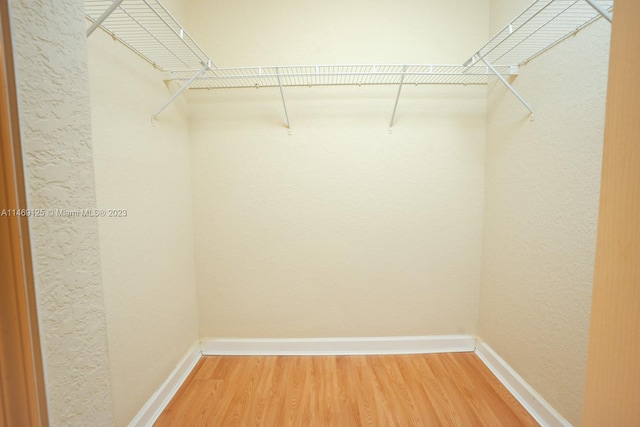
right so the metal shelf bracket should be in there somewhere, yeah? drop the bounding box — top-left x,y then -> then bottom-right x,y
152,62 -> 210,120
86,0 -> 124,37
585,0 -> 613,22
389,65 -> 407,133
276,67 -> 292,133
476,56 -> 535,120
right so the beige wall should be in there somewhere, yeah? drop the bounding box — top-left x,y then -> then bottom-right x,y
488,0 -> 530,34
187,0 -> 489,66
9,0 -> 115,425
479,1 -> 610,424
87,25 -> 200,427
187,0 -> 490,339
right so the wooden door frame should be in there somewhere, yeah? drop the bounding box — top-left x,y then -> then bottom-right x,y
0,0 -> 49,425
582,0 -> 640,423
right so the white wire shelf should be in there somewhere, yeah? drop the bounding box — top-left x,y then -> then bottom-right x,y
167,64 -> 517,90
85,0 -> 613,122
466,0 -> 614,66
85,0 -> 213,71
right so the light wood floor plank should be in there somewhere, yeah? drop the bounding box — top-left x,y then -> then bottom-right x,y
155,352 -> 538,426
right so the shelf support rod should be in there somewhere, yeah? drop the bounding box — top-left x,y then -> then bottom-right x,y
480,58 -> 534,119
152,64 -> 208,121
584,0 -> 612,23
86,0 -> 125,37
276,67 -> 291,131
389,65 -> 407,132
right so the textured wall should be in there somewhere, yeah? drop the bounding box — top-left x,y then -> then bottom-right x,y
87,26 -> 200,427
9,0 -> 115,425
187,0 -> 490,339
479,4 -> 610,424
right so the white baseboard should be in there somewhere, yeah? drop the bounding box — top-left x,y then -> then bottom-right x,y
127,337 -> 569,426
200,335 -> 476,356
128,342 -> 202,427
475,342 -> 571,427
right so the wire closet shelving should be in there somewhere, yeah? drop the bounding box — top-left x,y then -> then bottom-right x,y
84,0 -> 213,71
467,0 -> 612,67
85,0 -> 614,127
167,64 -> 516,90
